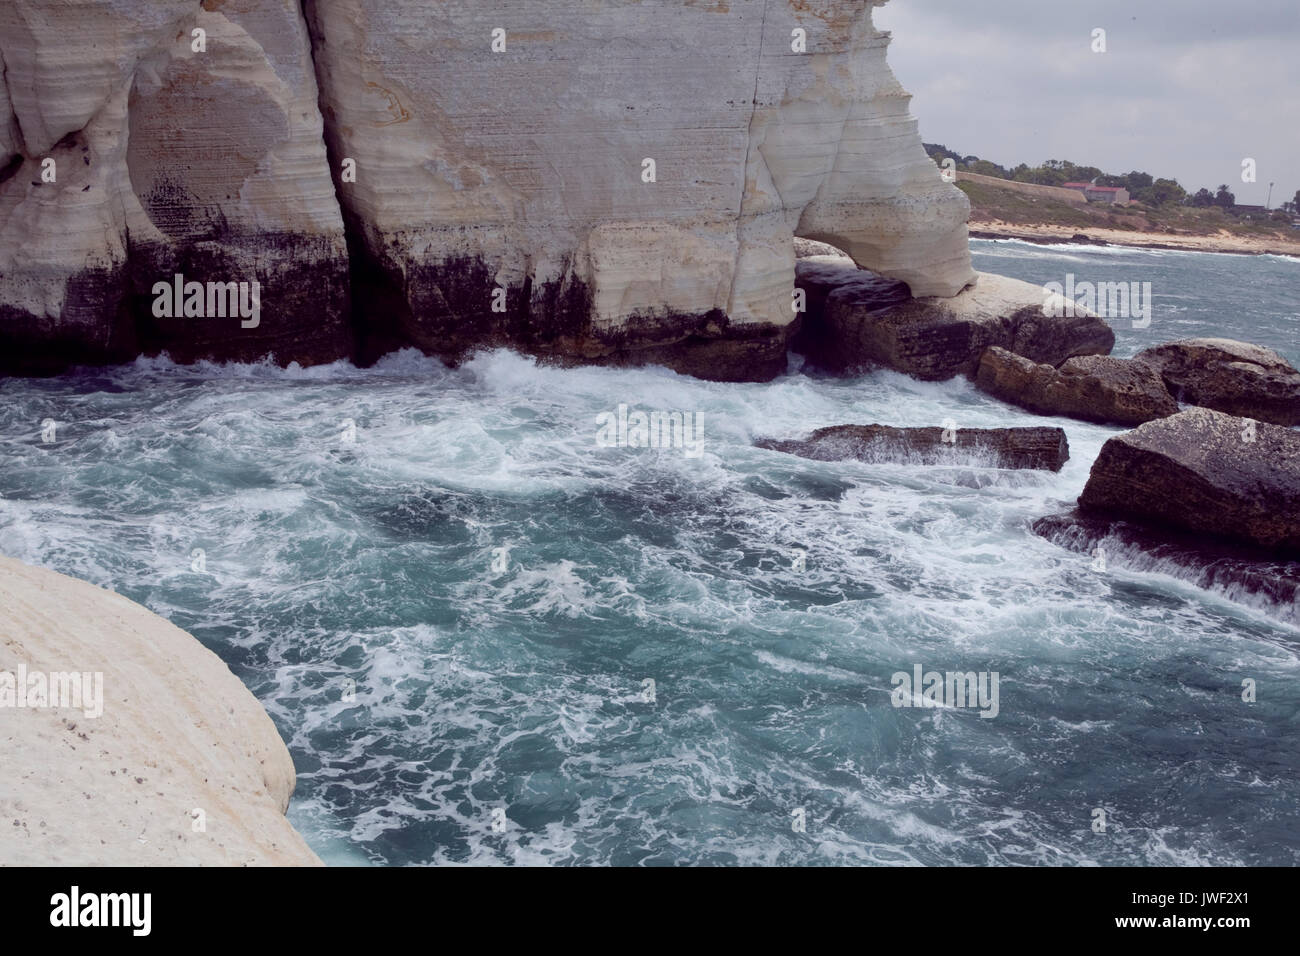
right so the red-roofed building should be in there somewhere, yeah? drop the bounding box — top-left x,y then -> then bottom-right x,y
1061,182 -> 1130,205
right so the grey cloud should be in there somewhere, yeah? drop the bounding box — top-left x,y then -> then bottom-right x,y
876,1 -> 1300,205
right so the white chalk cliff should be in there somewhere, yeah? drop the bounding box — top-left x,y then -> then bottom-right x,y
0,0 -> 978,379
0,556 -> 320,866
0,0 -> 350,370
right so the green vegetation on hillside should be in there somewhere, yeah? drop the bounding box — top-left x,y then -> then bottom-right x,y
956,179 -> 1296,242
928,143 -> 1300,241
926,143 -> 1299,219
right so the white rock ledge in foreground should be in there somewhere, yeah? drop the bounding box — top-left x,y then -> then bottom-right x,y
0,556 -> 321,866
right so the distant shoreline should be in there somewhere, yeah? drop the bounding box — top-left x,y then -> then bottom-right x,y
969,221 -> 1300,259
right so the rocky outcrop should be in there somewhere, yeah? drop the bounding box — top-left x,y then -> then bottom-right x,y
1134,338 -> 1300,426
0,556 -> 320,865
975,346 -> 1179,425
0,1 -> 986,378
1,0 -> 985,379
757,423 -> 1070,471
0,0 -> 352,373
1077,408 -> 1300,555
297,0 -> 974,378
793,257 -> 1115,378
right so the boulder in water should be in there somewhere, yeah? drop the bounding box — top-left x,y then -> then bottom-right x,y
793,259 -> 1115,379
1077,407 -> 1300,555
974,346 -> 1179,425
757,423 -> 1070,471
1134,338 -> 1300,426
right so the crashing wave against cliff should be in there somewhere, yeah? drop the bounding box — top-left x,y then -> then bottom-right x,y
0,0 -> 975,378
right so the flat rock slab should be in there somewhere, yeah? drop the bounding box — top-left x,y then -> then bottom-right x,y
975,346 -> 1179,426
1135,338 -> 1300,426
757,423 -> 1070,471
1078,407 -> 1300,555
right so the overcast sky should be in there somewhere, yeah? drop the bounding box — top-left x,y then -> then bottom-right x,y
875,0 -> 1300,207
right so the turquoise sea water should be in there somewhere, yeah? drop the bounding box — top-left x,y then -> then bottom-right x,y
1,240 -> 1297,865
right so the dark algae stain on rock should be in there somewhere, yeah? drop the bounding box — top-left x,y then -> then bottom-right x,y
126,229 -> 352,367
368,251 -> 791,382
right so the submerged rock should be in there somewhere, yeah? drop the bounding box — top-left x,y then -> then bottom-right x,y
1134,338 -> 1300,425
757,423 -> 1070,471
794,259 -> 1114,379
1033,511 -> 1300,626
975,346 -> 1179,425
1078,408 -> 1300,555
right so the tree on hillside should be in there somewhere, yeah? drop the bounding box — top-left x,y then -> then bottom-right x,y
1097,170 -> 1155,194
923,143 -> 962,169
1293,188 -> 1300,211
1135,178 -> 1186,207
923,143 -> 1012,179
968,159 -> 1009,178
919,143 -> 1221,211
1014,164 -> 1067,186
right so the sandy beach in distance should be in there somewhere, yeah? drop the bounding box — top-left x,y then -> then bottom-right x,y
970,219 -> 1300,257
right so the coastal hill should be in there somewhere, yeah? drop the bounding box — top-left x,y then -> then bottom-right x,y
926,146 -> 1300,256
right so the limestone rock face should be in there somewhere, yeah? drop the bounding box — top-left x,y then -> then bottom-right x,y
2,0 -> 975,378
1134,338 -> 1300,426
0,556 -> 320,865
123,0 -> 353,365
794,259 -> 1114,379
300,0 -> 974,374
975,346 -> 1179,426
1077,408 -> 1300,555
757,423 -> 1070,471
0,0 -> 351,372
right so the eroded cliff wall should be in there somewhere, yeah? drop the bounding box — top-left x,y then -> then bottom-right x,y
0,0 -> 975,379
